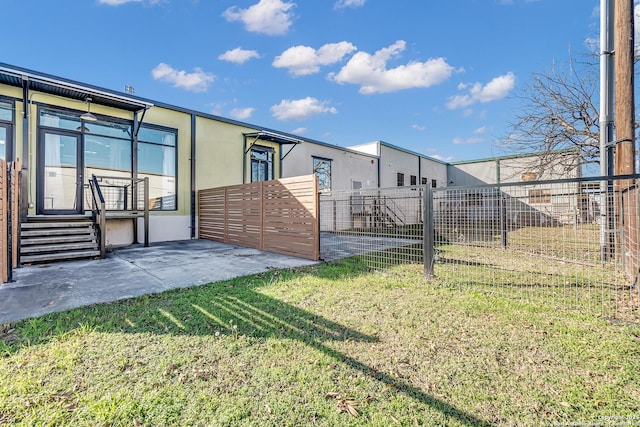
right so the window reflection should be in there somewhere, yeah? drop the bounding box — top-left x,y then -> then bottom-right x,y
138,126 -> 177,211
251,147 -> 274,182
38,108 -> 177,211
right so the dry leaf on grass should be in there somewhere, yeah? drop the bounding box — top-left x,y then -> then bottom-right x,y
326,392 -> 360,417
337,399 -> 359,417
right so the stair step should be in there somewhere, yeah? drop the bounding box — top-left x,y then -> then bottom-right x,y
19,215 -> 102,265
21,242 -> 99,254
26,215 -> 92,222
21,235 -> 97,245
21,228 -> 95,237
22,221 -> 94,229
21,250 -> 101,264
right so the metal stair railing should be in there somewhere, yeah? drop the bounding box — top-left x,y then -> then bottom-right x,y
89,175 -> 150,255
88,175 -> 106,258
380,196 -> 406,227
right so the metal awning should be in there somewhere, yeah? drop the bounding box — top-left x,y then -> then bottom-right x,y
243,130 -> 303,160
244,130 -> 303,145
0,63 -> 153,112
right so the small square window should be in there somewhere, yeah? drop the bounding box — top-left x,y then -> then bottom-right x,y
410,175 -> 417,186
421,177 -> 427,185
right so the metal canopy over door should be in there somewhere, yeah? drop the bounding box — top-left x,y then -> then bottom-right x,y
37,130 -> 83,214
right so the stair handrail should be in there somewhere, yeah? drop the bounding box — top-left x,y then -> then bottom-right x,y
91,175 -> 149,247
89,174 -> 106,258
381,196 -> 406,226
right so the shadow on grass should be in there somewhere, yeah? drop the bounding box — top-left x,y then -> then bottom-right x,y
1,260 -> 492,426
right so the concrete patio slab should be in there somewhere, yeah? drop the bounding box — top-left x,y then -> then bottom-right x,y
0,239 -> 318,324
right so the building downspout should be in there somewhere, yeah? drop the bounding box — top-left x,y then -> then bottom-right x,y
21,79 -> 29,171
242,135 -> 247,184
190,113 -> 196,239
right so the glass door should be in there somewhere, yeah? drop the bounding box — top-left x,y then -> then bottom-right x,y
37,131 -> 83,214
0,125 -> 8,160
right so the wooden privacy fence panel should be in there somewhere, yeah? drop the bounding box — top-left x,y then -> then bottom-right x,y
226,182 -> 262,250
198,175 -> 319,261
10,160 -> 21,269
198,187 -> 226,242
0,159 -> 22,284
0,159 -> 7,283
262,176 -> 319,260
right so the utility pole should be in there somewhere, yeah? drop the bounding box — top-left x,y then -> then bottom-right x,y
614,0 -> 635,176
614,0 -> 637,281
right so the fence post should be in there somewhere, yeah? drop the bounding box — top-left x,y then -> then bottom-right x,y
6,162 -> 13,282
423,186 -> 434,279
500,193 -> 508,248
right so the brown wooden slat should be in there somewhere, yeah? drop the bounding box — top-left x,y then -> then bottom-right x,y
11,160 -> 20,268
198,174 -> 319,260
0,159 -> 7,283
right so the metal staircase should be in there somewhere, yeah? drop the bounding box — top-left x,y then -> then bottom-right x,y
20,215 -> 101,264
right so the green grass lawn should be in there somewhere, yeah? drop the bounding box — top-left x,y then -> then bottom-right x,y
1,258 -> 639,426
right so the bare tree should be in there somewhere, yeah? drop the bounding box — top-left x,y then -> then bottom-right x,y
500,58 -> 600,175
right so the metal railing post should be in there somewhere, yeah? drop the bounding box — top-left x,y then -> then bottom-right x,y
423,186 -> 434,279
144,177 -> 149,247
99,199 -> 106,258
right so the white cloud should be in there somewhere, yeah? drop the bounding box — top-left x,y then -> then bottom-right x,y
219,48 -> 260,64
209,103 -> 226,116
473,126 -> 490,135
584,37 -> 599,54
446,72 -> 515,109
273,42 -> 357,76
270,97 -> 337,121
290,127 -> 308,134
452,137 -> 484,145
635,3 -> 640,55
222,0 -> 295,36
151,63 -> 214,92
329,40 -> 454,94
229,107 -> 255,120
412,124 -> 425,131
334,0 -> 366,9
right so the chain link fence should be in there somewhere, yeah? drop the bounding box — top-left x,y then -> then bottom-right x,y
319,176 -> 639,322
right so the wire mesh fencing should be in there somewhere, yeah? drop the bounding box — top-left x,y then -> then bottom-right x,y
319,176 -> 639,322
85,175 -> 149,212
319,186 -> 425,268
432,175 -> 639,322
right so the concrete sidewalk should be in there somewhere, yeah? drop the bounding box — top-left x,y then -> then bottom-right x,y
0,239 -> 318,324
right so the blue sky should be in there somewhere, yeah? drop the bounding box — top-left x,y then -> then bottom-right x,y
0,0 -> 616,162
